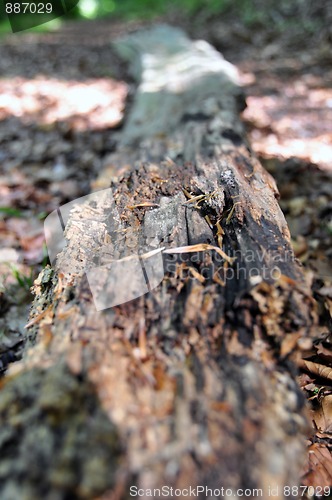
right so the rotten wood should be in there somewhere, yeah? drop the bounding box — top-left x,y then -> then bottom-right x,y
0,25 -> 318,499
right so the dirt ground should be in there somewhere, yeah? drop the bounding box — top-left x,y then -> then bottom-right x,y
0,13 -> 331,490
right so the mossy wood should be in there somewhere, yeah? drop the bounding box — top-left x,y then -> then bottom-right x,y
0,26 -> 316,499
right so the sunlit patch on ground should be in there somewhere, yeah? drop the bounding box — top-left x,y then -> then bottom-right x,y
239,67 -> 332,170
0,77 -> 128,130
0,71 -> 128,347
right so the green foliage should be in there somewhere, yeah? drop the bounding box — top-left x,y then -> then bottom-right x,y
0,0 -> 232,26
0,0 -> 327,35
100,0 -> 232,19
234,0 -> 267,25
0,207 -> 25,218
76,0 -> 117,19
97,0 -> 170,19
9,264 -> 34,292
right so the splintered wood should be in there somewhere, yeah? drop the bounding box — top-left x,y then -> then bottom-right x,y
1,25 -> 318,499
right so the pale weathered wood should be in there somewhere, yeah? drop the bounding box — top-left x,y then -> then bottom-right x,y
0,25 -> 317,500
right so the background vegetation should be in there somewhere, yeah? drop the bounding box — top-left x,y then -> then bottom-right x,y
0,0 -> 330,37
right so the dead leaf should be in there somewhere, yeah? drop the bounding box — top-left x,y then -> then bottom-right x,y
325,298 -> 332,318
302,443 -> 332,487
315,342 -> 332,363
300,359 -> 332,381
298,372 -> 315,390
312,394 -> 332,434
280,332 -> 302,357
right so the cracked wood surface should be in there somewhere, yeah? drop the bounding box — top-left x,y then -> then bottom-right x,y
1,25 -> 317,500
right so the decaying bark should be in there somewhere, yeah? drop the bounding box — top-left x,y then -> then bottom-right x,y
0,26 -> 317,499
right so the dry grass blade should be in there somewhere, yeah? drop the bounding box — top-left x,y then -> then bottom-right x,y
182,194 -> 205,205
127,203 -> 160,209
24,306 -> 53,329
188,267 -> 205,283
163,244 -> 235,264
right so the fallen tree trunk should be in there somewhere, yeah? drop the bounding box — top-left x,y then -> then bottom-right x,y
0,25 -> 317,500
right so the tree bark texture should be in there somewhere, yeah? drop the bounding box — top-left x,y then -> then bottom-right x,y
0,25 -> 317,500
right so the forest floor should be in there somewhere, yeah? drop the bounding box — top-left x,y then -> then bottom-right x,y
0,13 -> 331,489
